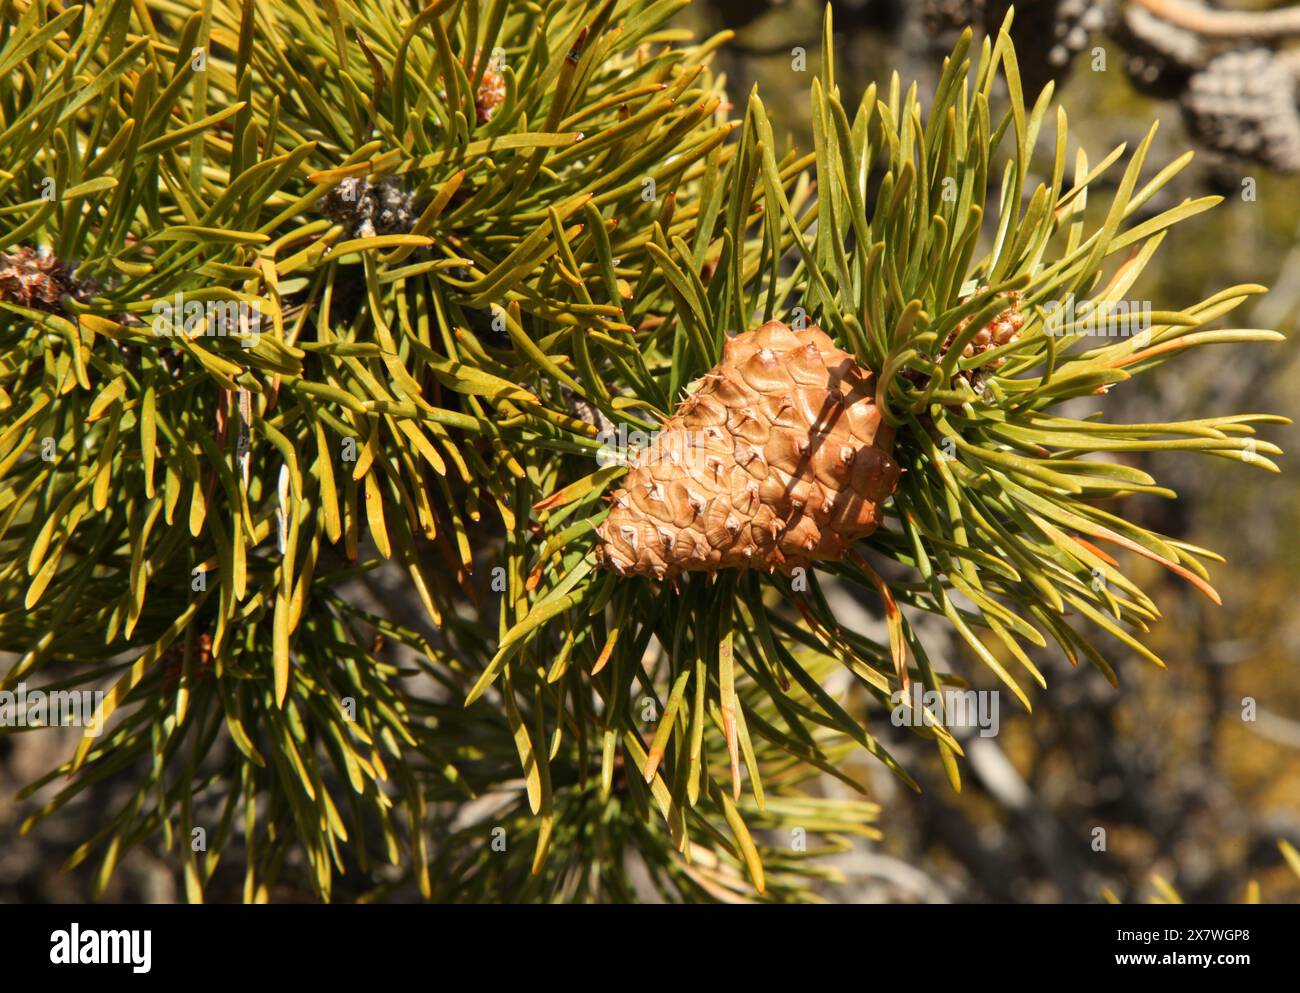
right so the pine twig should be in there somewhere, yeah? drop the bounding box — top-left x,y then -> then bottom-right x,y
1131,0 -> 1300,40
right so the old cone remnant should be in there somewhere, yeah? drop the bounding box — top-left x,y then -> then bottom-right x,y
596,321 -> 901,580
473,50 -> 506,125
0,247 -> 71,312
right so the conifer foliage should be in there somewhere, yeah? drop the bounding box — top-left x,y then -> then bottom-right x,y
0,0 -> 1285,902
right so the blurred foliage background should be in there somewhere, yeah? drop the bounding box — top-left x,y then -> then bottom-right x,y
3,0 -> 1298,903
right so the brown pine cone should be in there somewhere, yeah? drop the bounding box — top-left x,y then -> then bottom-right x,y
595,321 -> 901,580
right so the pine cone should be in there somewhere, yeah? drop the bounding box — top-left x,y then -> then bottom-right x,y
987,0 -> 1110,95
922,0 -> 984,51
924,1 -> 1106,92
1110,2 -> 1206,99
595,321 -> 901,580
1181,48 -> 1300,174
0,247 -> 71,311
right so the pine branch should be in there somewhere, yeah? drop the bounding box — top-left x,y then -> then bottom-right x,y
1132,0 -> 1300,40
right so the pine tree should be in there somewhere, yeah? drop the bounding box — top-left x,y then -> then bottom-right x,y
0,1 -> 1285,902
